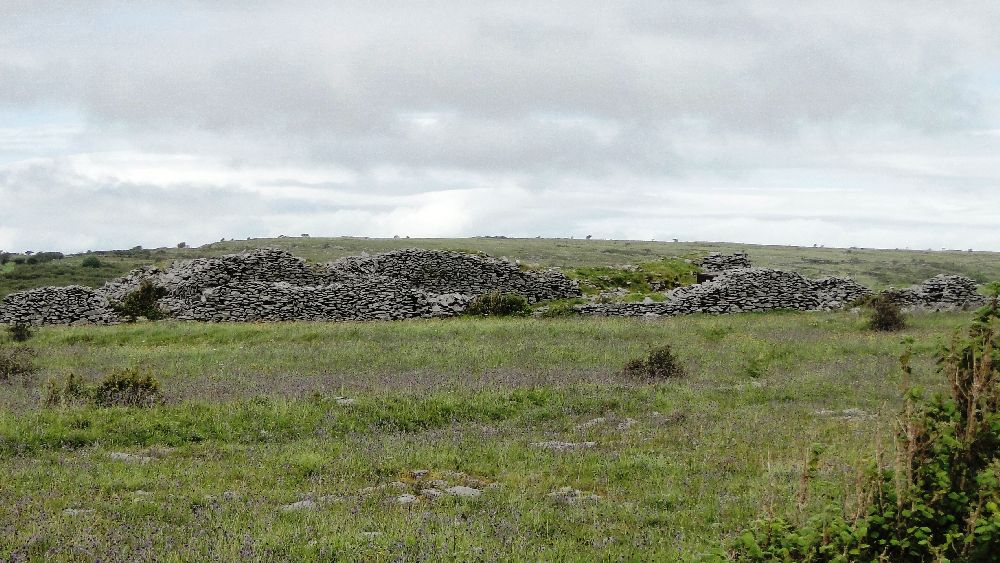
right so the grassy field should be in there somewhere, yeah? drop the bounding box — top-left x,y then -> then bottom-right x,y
0,310 -> 977,560
3,237 -> 1000,299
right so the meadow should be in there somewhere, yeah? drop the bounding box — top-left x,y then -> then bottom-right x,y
0,311 -> 974,560
2,238 -> 998,560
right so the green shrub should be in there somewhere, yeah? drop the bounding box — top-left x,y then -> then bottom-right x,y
94,367 -> 163,407
44,368 -> 163,408
80,256 -> 102,268
867,292 -> 906,332
623,345 -> 685,379
43,373 -> 93,407
7,322 -> 32,342
0,345 -> 37,383
465,291 -> 531,317
112,279 -> 167,321
731,298 -> 1000,561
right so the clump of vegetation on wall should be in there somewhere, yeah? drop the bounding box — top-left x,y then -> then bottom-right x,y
466,291 -> 531,317
112,279 -> 167,321
569,257 -> 700,297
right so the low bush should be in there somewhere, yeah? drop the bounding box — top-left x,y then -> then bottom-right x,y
7,323 -> 32,342
95,367 -> 163,407
0,345 -> 37,382
112,279 -> 167,321
867,292 -> 906,331
465,291 -> 531,317
44,368 -> 163,408
80,256 -> 102,268
623,345 -> 685,379
731,298 -> 1000,561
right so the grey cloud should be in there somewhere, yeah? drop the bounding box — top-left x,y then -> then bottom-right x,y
1,1 -> 999,251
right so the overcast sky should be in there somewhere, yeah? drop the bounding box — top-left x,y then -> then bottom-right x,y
2,1 -> 999,253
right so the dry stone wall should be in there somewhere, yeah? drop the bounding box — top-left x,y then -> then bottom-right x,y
325,249 -> 576,302
575,255 -> 984,318
699,252 -> 752,271
1,249 -> 987,325
1,248 -> 576,325
0,286 -> 121,326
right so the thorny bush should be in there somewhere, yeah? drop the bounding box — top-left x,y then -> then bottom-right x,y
731,297 -> 1000,561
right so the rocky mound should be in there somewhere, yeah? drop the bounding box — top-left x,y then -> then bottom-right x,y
576,269 -> 874,317
890,275 -> 985,310
101,249 -> 328,301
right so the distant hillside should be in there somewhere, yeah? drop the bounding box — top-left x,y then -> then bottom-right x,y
3,237 -> 1000,299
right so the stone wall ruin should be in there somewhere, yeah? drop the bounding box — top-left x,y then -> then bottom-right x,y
0,249 -> 989,326
1,248 -> 580,326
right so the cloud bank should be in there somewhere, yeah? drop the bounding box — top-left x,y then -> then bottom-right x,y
2,1 -> 999,252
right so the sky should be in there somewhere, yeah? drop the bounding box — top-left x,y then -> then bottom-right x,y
2,1 -> 999,253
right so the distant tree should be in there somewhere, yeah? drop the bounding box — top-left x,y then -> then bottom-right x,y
586,234 -> 592,240
300,233 -> 309,238
177,242 -> 186,249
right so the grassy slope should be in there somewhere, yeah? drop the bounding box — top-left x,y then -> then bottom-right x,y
0,311 -> 973,559
3,237 -> 1000,299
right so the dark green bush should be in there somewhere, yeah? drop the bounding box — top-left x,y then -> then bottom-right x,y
731,298 -> 1000,561
80,256 -> 103,268
465,291 -> 531,317
95,367 -> 163,407
623,345 -> 685,379
867,292 -> 906,332
7,323 -> 32,342
0,345 -> 37,382
112,279 -> 167,321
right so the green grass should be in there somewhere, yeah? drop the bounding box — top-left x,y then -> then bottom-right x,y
0,311 -> 977,559
4,237 -> 1000,299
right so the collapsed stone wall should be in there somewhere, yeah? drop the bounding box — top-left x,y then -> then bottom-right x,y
1,248 -> 576,325
575,268 -> 865,317
575,255 -> 982,318
889,275 -> 987,311
101,249 -> 329,301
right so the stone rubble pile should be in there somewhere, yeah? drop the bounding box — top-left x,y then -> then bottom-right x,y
1,248 -> 577,325
575,255 -> 982,318
575,268 -> 863,317
325,249 -> 576,302
889,275 -> 987,311
699,252 -> 752,271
